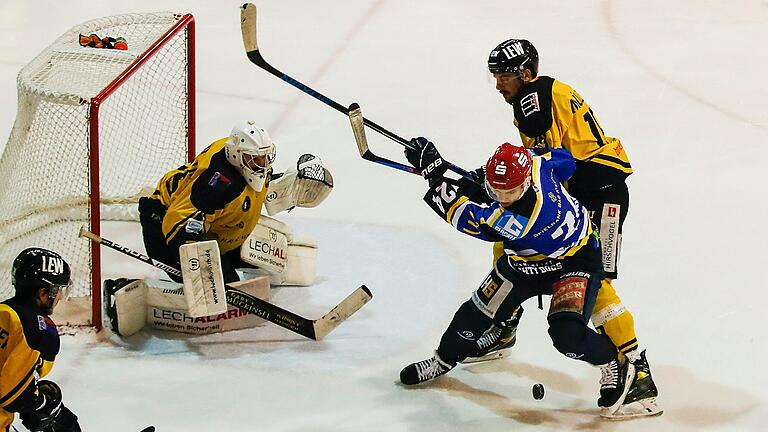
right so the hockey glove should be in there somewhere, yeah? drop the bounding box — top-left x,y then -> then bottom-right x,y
457,167 -> 493,205
20,380 -> 81,432
404,137 -> 448,181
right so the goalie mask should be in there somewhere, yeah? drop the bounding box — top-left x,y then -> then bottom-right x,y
12,247 -> 71,314
225,121 -> 276,192
485,143 -> 532,207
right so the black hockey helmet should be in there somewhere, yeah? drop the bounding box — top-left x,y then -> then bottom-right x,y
488,39 -> 539,77
12,248 -> 71,303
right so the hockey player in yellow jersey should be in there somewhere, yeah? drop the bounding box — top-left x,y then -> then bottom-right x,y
470,38 -> 660,418
1,248 -> 80,432
139,121 -> 333,284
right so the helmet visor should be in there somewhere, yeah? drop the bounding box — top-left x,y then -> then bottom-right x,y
485,179 -> 528,206
41,278 -> 71,311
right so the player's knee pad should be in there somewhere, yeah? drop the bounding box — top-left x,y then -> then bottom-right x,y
438,300 -> 496,363
547,312 -> 589,358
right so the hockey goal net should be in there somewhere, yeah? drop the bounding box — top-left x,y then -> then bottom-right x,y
0,12 -> 196,329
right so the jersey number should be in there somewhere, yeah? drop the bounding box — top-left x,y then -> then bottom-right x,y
551,211 -> 578,241
583,108 -> 606,147
0,327 -> 8,349
431,182 -> 457,215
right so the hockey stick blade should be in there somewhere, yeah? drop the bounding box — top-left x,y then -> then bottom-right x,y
348,103 -> 418,173
79,227 -> 371,340
139,427 -> 155,432
313,285 -> 372,340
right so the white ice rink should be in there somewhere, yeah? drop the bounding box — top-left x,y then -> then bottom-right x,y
1,1 -> 767,431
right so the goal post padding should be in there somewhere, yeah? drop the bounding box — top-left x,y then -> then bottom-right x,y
0,12 -> 196,328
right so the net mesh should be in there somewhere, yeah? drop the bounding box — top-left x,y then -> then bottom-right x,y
0,12 -> 192,325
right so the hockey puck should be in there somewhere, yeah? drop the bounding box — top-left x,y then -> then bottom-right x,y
532,383 -> 545,400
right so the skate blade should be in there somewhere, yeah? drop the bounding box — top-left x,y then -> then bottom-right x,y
601,397 -> 663,420
460,349 -> 510,364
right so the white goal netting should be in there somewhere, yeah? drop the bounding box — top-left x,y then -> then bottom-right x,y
0,12 -> 194,326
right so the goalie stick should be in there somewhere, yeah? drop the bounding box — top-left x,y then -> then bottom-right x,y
239,3 -> 477,182
79,227 -> 372,340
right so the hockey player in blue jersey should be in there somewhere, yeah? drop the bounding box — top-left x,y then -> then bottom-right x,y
399,139 -> 634,417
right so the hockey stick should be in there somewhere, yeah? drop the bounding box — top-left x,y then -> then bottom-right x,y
239,3 -> 476,181
78,227 -> 372,340
348,102 -> 475,180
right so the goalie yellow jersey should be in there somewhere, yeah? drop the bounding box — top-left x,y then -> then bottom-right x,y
0,298 -> 58,425
150,137 -> 270,253
511,76 -> 632,195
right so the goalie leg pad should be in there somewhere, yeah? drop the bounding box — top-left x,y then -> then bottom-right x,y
179,240 -> 228,317
240,218 -> 289,275
104,278 -> 146,337
144,277 -> 271,335
240,215 -> 318,286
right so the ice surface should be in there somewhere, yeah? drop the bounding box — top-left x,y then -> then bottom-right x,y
1,1 -> 766,430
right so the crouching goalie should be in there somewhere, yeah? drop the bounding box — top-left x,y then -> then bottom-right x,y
137,120 -> 333,292
103,121 -> 332,337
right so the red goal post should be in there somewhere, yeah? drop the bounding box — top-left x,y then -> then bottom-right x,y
0,12 -> 196,329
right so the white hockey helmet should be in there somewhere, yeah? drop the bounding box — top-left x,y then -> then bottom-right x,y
225,121 -> 276,192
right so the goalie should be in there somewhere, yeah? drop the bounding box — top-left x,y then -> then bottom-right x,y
137,120 -> 333,287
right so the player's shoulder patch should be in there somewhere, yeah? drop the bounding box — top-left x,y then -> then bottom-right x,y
191,151 -> 246,213
514,76 -> 555,138
4,299 -> 61,360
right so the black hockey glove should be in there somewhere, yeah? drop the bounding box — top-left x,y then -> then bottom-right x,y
404,137 -> 449,181
457,167 -> 493,205
20,380 -> 81,432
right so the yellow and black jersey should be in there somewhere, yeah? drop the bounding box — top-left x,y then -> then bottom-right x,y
149,138 -> 270,253
511,76 -> 632,196
1,298 -> 58,428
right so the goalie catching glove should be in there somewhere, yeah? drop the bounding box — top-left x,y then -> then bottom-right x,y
264,154 -> 334,215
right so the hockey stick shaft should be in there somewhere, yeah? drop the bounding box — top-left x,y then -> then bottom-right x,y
239,3 -> 474,180
79,227 -> 371,340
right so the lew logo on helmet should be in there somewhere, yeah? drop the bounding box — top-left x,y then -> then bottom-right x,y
502,41 -> 525,59
41,255 -> 64,274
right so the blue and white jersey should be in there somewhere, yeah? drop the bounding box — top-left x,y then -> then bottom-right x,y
424,149 -> 594,261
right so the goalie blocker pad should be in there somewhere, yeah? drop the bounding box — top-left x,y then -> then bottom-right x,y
105,277 -> 272,336
240,214 -> 318,286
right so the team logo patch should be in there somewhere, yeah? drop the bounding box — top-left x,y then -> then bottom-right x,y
208,172 -> 231,188
38,316 -> 58,336
243,197 -> 251,212
494,162 -> 507,175
613,142 -> 624,156
458,330 -> 475,341
520,93 -> 540,117
185,219 -> 203,234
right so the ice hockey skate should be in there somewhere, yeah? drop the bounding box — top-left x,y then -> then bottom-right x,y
400,351 -> 456,385
602,350 -> 663,419
461,307 -> 523,364
597,356 -> 635,417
